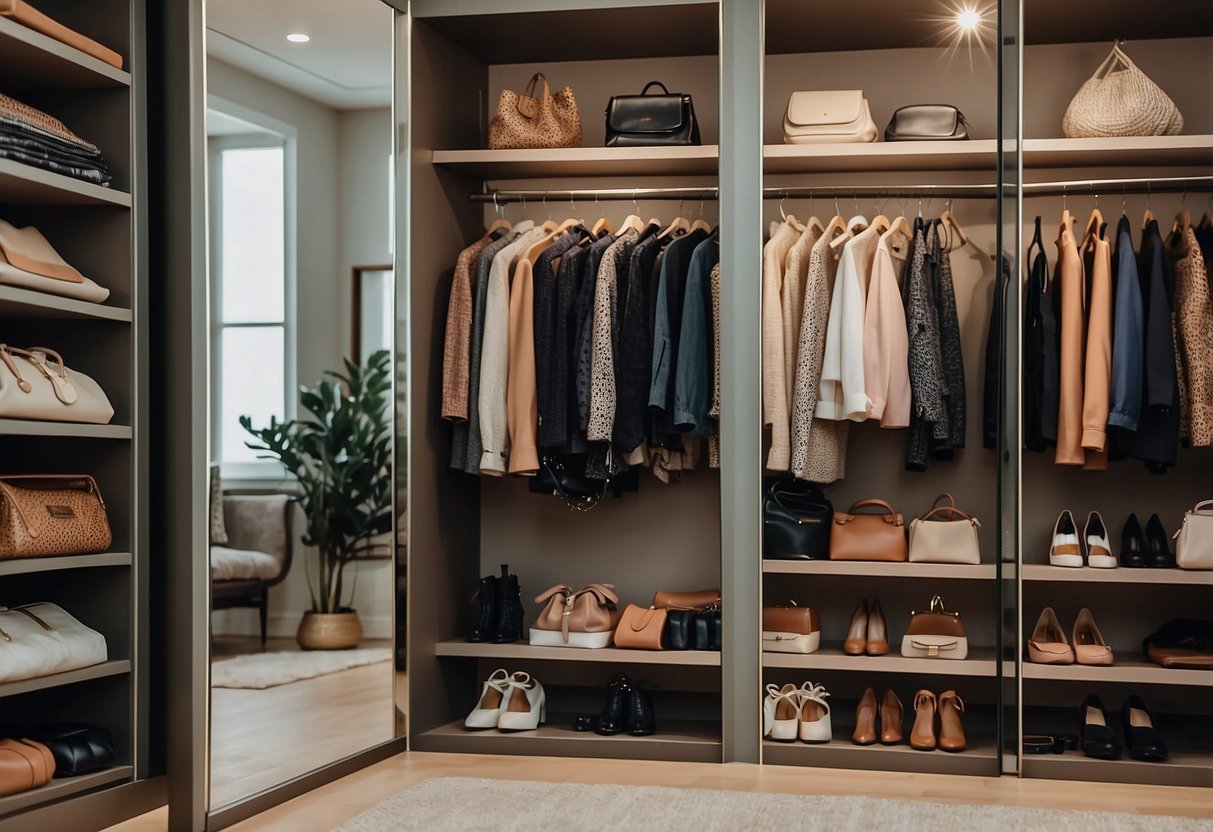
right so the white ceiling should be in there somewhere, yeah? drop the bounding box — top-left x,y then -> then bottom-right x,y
206,0 -> 394,109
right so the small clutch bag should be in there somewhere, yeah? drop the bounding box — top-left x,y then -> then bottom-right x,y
901,595 -> 968,660
614,604 -> 666,650
761,602 -> 820,654
884,105 -> 970,141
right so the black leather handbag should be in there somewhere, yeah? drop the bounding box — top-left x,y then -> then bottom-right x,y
884,105 -> 970,141
763,479 -> 833,559
604,81 -> 701,147
29,723 -> 114,776
664,607 -> 721,650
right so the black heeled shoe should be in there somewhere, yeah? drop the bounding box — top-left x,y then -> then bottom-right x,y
626,683 -> 657,736
595,673 -> 632,736
467,573 -> 500,642
492,564 -> 525,644
1121,695 -> 1168,762
1120,513 -> 1147,568
1145,514 -> 1177,569
1078,694 -> 1122,760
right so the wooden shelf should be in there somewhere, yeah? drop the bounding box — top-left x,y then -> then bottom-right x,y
413,715 -> 720,763
1023,748 -> 1213,788
0,660 -> 130,699
1023,135 -> 1213,170
1022,564 -> 1213,585
0,16 -> 128,90
763,560 -> 995,579
763,734 -> 999,776
765,140 -> 999,173
1023,659 -> 1213,687
0,552 -> 131,577
0,286 -> 131,322
432,145 -> 719,180
0,159 -> 130,207
0,420 -> 131,439
0,765 -> 133,815
435,639 -> 720,667
762,644 -> 997,677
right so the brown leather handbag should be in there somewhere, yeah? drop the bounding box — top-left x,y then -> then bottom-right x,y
0,475 -> 112,559
488,73 -> 582,150
762,602 -> 821,653
652,589 -> 721,610
528,584 -> 619,649
829,499 -> 907,561
614,604 -> 667,650
901,595 -> 968,659
0,738 -> 55,797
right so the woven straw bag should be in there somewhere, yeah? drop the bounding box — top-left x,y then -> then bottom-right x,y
488,73 -> 582,150
1062,43 -> 1183,138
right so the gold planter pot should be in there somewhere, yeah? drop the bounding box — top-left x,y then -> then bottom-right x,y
297,610 -> 362,650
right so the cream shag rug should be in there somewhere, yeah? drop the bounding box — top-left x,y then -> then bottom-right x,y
333,777 -> 1212,832
211,648 -> 391,689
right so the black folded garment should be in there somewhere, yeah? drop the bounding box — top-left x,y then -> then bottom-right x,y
29,723 -> 115,776
0,94 -> 112,186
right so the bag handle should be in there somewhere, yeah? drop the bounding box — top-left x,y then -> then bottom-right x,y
533,584 -> 574,605
846,498 -> 898,516
1191,500 -> 1213,515
920,506 -> 978,523
575,583 -> 619,605
522,73 -> 551,100
1091,43 -> 1135,80
640,81 -> 671,96
541,457 -> 607,513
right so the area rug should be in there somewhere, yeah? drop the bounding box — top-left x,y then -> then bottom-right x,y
211,648 -> 391,689
332,777 -> 1212,832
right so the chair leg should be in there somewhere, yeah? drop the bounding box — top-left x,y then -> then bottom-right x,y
259,588 -> 269,647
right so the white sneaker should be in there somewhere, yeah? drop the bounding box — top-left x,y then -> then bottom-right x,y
464,668 -> 510,729
497,672 -> 546,731
1049,510 -> 1083,567
1084,511 -> 1117,568
797,683 -> 832,743
763,683 -> 801,742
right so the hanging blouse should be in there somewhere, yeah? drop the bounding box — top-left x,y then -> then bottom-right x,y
905,218 -> 947,471
537,238 -> 589,449
1080,228 -> 1112,470
933,227 -> 966,457
614,233 -> 664,454
862,231 -> 910,428
761,222 -> 799,470
587,227 -> 643,443
1169,225 -> 1213,447
1132,220 -> 1180,473
1054,211 -> 1086,466
781,223 -> 819,395
441,233 -> 493,422
816,221 -> 878,424
1108,216 -> 1144,434
674,232 -> 720,436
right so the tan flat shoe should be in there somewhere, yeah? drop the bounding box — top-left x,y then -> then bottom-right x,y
1073,608 -> 1114,666
1028,607 -> 1075,664
843,600 -> 869,656
852,687 -> 878,745
910,690 -> 937,751
938,690 -> 967,752
880,689 -> 903,745
866,599 -> 889,656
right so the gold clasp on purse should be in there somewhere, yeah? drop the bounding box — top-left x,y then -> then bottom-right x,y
927,644 -> 940,657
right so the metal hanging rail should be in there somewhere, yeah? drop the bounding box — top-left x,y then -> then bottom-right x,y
470,175 -> 1213,204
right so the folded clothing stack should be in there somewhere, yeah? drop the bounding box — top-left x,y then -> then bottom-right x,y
0,92 -> 111,186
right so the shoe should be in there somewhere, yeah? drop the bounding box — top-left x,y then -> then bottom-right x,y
852,687 -> 878,745
1084,511 -> 1117,568
879,689 -> 903,745
497,671 -> 546,731
493,565 -> 525,643
1078,694 -> 1121,759
596,673 -> 632,736
1120,513 -> 1147,568
1121,695 -> 1168,762
763,683 -> 801,742
797,683 -> 832,743
1049,511 -> 1083,567
843,600 -> 869,655
910,690 -> 938,750
1072,608 -> 1114,666
468,573 -> 500,642
1028,607 -> 1075,664
938,690 -> 966,752
464,668 -> 510,729
626,682 -> 657,736
866,600 -> 889,656
1145,514 -> 1177,568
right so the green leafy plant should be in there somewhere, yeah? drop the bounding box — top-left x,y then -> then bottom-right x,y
241,349 -> 393,614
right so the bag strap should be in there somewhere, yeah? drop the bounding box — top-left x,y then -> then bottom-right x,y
1191,500 -> 1213,515
575,583 -> 619,605
533,584 -> 573,605
930,493 -> 957,510
541,457 -> 607,513
629,606 -> 662,631
920,505 -> 977,523
522,73 -> 550,99
846,498 -> 897,515
929,594 -> 949,614
641,81 -> 671,95
11,606 -> 53,631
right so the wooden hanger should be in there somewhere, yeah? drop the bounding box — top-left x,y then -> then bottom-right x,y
486,192 -> 512,235
1172,207 -> 1192,235
830,215 -> 868,251
784,213 -> 806,233
940,208 -> 969,247
691,218 -> 712,233
1199,208 -> 1212,230
886,214 -> 914,242
869,214 -> 891,236
617,214 -> 646,234
822,214 -> 848,240
807,215 -> 826,236
659,215 -> 691,239
591,216 -> 614,236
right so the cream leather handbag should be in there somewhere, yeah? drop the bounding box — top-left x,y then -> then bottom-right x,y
908,493 -> 982,564
783,90 -> 878,144
0,221 -> 109,303
0,345 -> 114,424
1175,500 -> 1213,570
0,602 -> 108,684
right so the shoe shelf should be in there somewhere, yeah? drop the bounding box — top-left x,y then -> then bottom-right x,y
0,420 -> 131,439
0,159 -> 131,207
412,716 -> 721,763
763,560 -> 995,580
0,16 -> 129,89
1021,564 -> 1213,586
0,552 -> 132,577
0,660 -> 130,700
763,734 -> 999,776
762,645 -> 997,677
434,639 -> 721,667
431,145 -> 719,179
0,765 -> 133,816
1023,659 -> 1212,687
1022,747 -> 1213,789
0,286 -> 132,322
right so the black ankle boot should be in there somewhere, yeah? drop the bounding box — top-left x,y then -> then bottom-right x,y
493,564 -> 524,644
627,683 -> 657,736
467,573 -> 499,643
595,673 -> 632,736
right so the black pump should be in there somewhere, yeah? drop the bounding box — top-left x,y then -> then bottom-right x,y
1121,695 -> 1168,763
1078,694 -> 1121,760
493,564 -> 525,644
1145,514 -> 1177,568
1120,513 -> 1147,568
467,573 -> 499,643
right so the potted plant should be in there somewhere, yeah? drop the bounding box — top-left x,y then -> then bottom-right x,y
241,349 -> 393,650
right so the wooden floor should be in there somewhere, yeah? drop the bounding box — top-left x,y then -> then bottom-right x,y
107,749 -> 1213,831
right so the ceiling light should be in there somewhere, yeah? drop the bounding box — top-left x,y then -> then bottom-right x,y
956,8 -> 982,31
286,33 -> 310,43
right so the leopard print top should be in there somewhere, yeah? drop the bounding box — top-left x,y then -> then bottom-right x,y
1170,226 -> 1213,447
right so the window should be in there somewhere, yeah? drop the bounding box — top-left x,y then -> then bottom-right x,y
209,135 -> 293,475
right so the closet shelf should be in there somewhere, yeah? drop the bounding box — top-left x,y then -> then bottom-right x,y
1022,135 -> 1213,170
0,420 -> 131,439
1022,748 -> 1213,789
0,552 -> 132,577
0,765 -> 133,815
0,286 -> 132,322
762,645 -> 997,677
435,639 -> 721,667
0,660 -> 130,699
0,159 -> 131,207
1023,659 -> 1212,687
762,561 -> 995,580
1021,564 -> 1213,586
0,17 -> 129,89
764,140 -> 1000,173
763,734 -> 999,776
413,716 -> 721,764
431,145 -> 719,179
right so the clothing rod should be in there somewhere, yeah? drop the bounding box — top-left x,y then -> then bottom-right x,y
471,175 -> 1213,204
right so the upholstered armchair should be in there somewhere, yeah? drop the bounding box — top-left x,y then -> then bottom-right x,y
210,492 -> 295,645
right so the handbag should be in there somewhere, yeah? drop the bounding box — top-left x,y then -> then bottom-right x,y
0,0 -> 123,68
0,345 -> 114,424
604,81 -> 701,147
1174,500 -> 1213,570
782,90 -> 878,144
614,604 -> 666,650
829,499 -> 907,562
901,595 -> 968,660
1142,619 -> 1213,670
0,738 -> 54,797
0,221 -> 109,303
28,723 -> 114,776
908,493 -> 981,564
0,475 -> 112,559
651,589 -> 720,610
1062,42 -> 1183,138
762,602 -> 820,654
763,478 -> 832,560
488,73 -> 582,150
665,607 -> 721,650
884,105 -> 970,141
531,455 -> 607,512
528,584 -> 619,649
0,603 -> 108,684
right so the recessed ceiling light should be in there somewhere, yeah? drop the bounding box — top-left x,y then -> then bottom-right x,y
286,33 -> 310,43
955,8 -> 982,31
